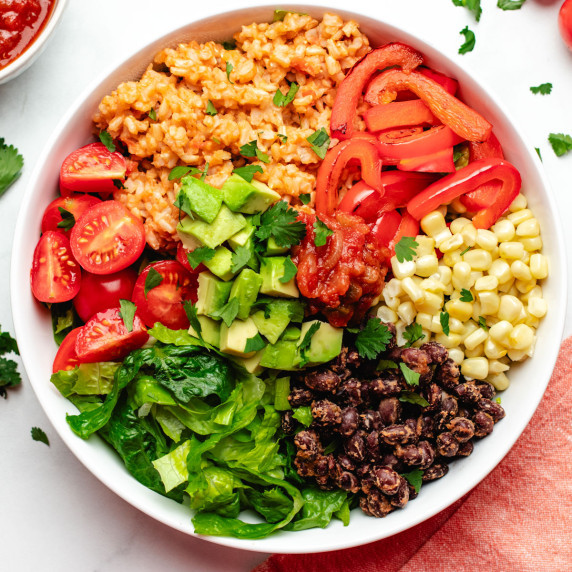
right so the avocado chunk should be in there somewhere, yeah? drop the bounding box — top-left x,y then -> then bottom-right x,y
180,205 -> 246,249
298,320 -> 343,366
281,326 -> 301,341
222,174 -> 281,214
195,272 -> 232,318
230,350 -> 264,374
229,269 -> 263,320
175,176 -> 223,224
219,317 -> 259,357
251,298 -> 303,344
260,340 -> 299,370
265,236 -> 289,256
203,246 -> 236,281
176,217 -> 203,252
227,217 -> 255,249
188,315 -> 221,347
259,257 -> 299,298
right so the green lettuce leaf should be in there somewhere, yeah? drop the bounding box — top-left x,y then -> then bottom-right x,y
51,362 -> 120,397
285,487 -> 348,531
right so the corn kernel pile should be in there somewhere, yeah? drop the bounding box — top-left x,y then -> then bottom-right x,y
376,193 -> 547,391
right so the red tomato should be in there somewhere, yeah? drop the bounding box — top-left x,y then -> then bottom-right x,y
30,231 -> 82,303
73,268 -> 138,323
52,328 -> 82,374
70,200 -> 146,275
131,260 -> 198,330
75,307 -> 149,363
176,242 -> 205,274
41,194 -> 102,235
60,143 -> 126,195
559,0 -> 572,50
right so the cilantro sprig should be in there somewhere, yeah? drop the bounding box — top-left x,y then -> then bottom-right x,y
299,322 -> 321,367
402,469 -> 423,493
394,236 -> 418,263
497,0 -> 526,10
355,318 -> 392,360
210,298 -> 240,327
31,427 -> 50,446
244,333 -> 266,353
254,200 -> 306,248
187,246 -> 216,270
273,82 -> 299,107
144,267 -> 163,297
451,0 -> 482,22
530,83 -> 552,95
0,327 -> 21,399
548,133 -> 572,157
240,140 -> 270,164
459,26 -> 476,54
56,207 -> 75,231
230,244 -> 252,273
399,362 -> 420,386
440,311 -> 450,336
183,301 -> 203,341
306,128 -> 330,159
403,322 -> 425,348
313,217 -> 333,247
119,299 -> 137,332
0,138 -> 24,197
279,257 -> 297,283
99,130 -> 116,153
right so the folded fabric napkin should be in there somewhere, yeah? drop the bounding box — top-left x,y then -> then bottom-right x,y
254,337 -> 572,572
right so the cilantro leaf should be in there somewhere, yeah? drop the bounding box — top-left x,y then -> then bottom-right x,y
206,100 -> 217,116
99,130 -> 116,153
183,301 -> 203,340
394,236 -> 418,263
355,318 -> 392,360
272,9 -> 307,22
186,246 -> 216,270
497,0 -> 526,10
440,311 -> 450,336
56,207 -> 75,231
403,322 -> 425,348
313,217 -> 333,247
31,427 -> 50,446
222,40 -> 236,50
232,165 -> 263,183
460,288 -> 474,302
148,108 -> 157,121
299,322 -> 321,367
168,165 -> 203,181
377,359 -> 399,371
401,468 -> 423,493
226,61 -> 234,83
279,257 -> 297,283
244,333 -> 266,353
0,137 -> 24,196
451,0 -> 482,22
231,244 -> 252,273
478,316 -> 489,331
144,267 -> 163,298
306,128 -> 330,159
273,82 -> 299,107
530,83 -> 552,95
299,193 -> 311,205
239,140 -> 270,164
399,391 -> 430,407
0,330 -> 19,355
292,406 -> 313,426
113,179 -> 125,190
460,245 -> 472,256
210,297 -> 239,327
278,133 -> 288,144
119,299 -> 136,332
0,356 -> 21,398
254,200 -> 306,248
399,362 -> 420,386
548,133 -> 572,157
535,147 -> 543,161
459,26 -> 476,55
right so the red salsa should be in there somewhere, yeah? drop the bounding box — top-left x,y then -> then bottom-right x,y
0,0 -> 55,70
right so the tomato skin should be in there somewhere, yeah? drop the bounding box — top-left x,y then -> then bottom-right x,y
60,143 -> 126,195
30,231 -> 82,303
53,328 -> 82,374
73,267 -> 138,323
131,260 -> 198,330
70,200 -> 146,275
41,194 -> 102,235
560,0 -> 572,50
75,307 -> 148,363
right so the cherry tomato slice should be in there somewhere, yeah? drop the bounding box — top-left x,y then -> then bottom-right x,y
131,260 -> 198,330
176,242 -> 206,274
560,0 -> 572,51
53,328 -> 82,374
75,307 -> 149,363
30,231 -> 82,303
41,194 -> 102,235
73,267 -> 138,323
60,142 -> 126,195
70,200 -> 146,275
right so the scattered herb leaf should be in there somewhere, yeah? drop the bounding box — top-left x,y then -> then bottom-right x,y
399,362 -> 420,387
119,299 -> 136,332
0,329 -> 19,355
56,207 -> 75,231
0,357 -> 21,398
440,311 -> 450,336
254,200 -> 306,248
99,130 -> 116,153
460,245 -> 472,256
240,140 -> 270,163
403,322 -> 425,348
292,406 -> 313,426
495,396 -> 502,404
478,316 -> 489,331
460,288 -> 474,302
230,244 -> 252,274
210,297 -> 240,327
399,391 -> 430,407
299,322 -> 321,367
222,40 -> 236,50
31,427 -> 50,446
306,128 -> 330,159
535,147 -> 542,161
548,133 -> 572,157
355,318 -> 393,360
186,246 -> 216,270
377,359 -> 399,371
273,82 -> 299,107
244,333 -> 266,353
299,193 -> 311,205
402,468 -> 423,493
168,165 -> 203,181
232,164 -> 263,183
394,236 -> 418,263
452,0 -> 482,22
212,137 -> 221,145
0,137 -> 24,196
459,26 -> 476,55
272,9 -> 307,21
144,267 -> 163,298
279,257 -> 298,283
206,100 -> 218,116
530,83 -> 552,95
183,301 -> 203,340
148,108 -> 157,121
278,133 -> 288,144
112,179 -> 125,190
497,0 -> 526,10
313,217 -> 333,247
225,61 -> 234,83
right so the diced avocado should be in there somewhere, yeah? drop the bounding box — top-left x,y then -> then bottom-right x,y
195,272 -> 232,318
230,350 -> 264,374
260,341 -> 299,370
259,257 -> 299,298
229,269 -> 263,320
281,326 -> 301,341
265,236 -> 289,256
203,246 -> 236,281
219,317 -> 259,357
222,174 -> 281,214
181,205 -> 246,249
188,315 -> 221,347
297,320 -> 343,366
251,299 -> 295,345
175,176 -> 223,224
176,217 -> 203,252
227,217 -> 255,249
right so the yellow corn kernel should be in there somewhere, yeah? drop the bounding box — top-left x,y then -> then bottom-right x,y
391,257 -> 416,279
438,234 -> 465,253
463,249 -> 493,271
476,229 -> 498,251
395,321 -> 407,346
516,218 -> 540,238
507,284 -> 520,298
508,348 -> 533,361
437,266 -> 452,285
499,241 -> 525,260
485,338 -> 507,360
492,219 -> 515,242
489,246 -> 500,260
464,328 -> 488,351
520,236 -> 543,252
498,295 -> 524,323
415,291 -> 444,314
464,343 -> 484,358
460,223 -> 477,247
415,255 -> 440,277
508,323 -> 535,350
415,235 -> 436,256
450,217 -> 471,234
520,285 -> 542,302
462,320 -> 479,340
497,277 -> 515,293
401,277 -> 425,303
421,211 -> 447,238
415,312 -> 433,331
478,291 -> 501,315
452,261 -> 472,289
475,276 -> 499,291
461,357 -> 489,380
434,332 -> 462,348
487,372 -> 510,391
489,359 -> 510,374
397,301 -> 416,325
471,301 -> 483,323
510,260 -> 532,282
529,253 -> 548,280
437,205 -> 448,217
509,193 -> 527,212
450,197 -> 467,214
507,208 -> 533,226
430,314 -> 443,334
384,296 -> 400,310
445,299 -> 473,321
385,278 -> 403,297
421,277 -> 447,293
442,250 -> 462,267
528,297 -> 547,318
448,347 -> 465,365
377,306 -> 398,324
489,320 -> 514,346
524,313 -> 540,329
489,259 -> 512,283
449,317 -> 465,334
515,279 -> 536,295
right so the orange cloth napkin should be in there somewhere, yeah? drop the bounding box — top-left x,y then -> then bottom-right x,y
254,337 -> 572,572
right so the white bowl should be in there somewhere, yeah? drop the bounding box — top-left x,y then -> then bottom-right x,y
0,0 -> 68,85
11,3 -> 567,554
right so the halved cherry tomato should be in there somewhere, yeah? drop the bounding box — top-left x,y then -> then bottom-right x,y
131,260 -> 198,330
30,231 -> 82,303
73,267 -> 138,323
364,100 -> 438,132
176,242 -> 206,274
41,194 -> 102,235
70,200 -> 146,275
75,307 -> 149,363
52,328 -> 82,373
560,0 -> 572,50
60,143 -> 126,195
397,147 -> 456,173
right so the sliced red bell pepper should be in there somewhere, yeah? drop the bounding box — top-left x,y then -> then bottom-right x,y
364,99 -> 438,132
388,212 -> 420,256
397,147 -> 456,173
419,66 -> 459,95
315,138 -> 383,216
364,69 -> 492,142
330,42 -> 423,140
339,181 -> 381,222
460,132 -> 505,211
407,158 -> 521,229
370,209 -> 402,249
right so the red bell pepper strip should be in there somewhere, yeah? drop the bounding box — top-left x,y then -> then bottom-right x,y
370,209 -> 403,250
330,42 -> 423,141
364,69 -> 492,142
364,99 -> 438,132
388,212 -> 420,256
397,147 -> 456,173
419,67 -> 459,95
315,138 -> 383,216
460,132 -> 505,211
407,158 -> 521,229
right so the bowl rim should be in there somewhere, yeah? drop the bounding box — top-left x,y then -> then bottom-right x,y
11,1 -> 568,554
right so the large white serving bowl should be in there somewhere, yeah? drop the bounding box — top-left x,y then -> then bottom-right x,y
11,2 -> 567,554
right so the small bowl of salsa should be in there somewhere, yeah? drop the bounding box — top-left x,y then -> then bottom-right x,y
0,0 -> 67,84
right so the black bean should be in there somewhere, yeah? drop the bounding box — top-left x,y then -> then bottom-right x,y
311,399 -> 342,426
435,358 -> 460,390
304,369 -> 341,393
447,417 -> 475,442
422,462 -> 449,482
339,471 -> 360,493
345,430 -> 366,462
294,429 -> 322,460
476,398 -> 506,423
378,397 -> 401,425
288,387 -> 315,407
473,411 -> 495,437
281,411 -> 296,435
390,477 -> 410,508
436,432 -> 460,457
420,342 -> 448,365
338,406 -> 359,436
456,440 -> 474,457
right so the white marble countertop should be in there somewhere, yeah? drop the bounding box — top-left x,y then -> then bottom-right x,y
1,0 -> 571,570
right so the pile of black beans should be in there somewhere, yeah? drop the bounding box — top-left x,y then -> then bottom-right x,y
281,327 -> 505,518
